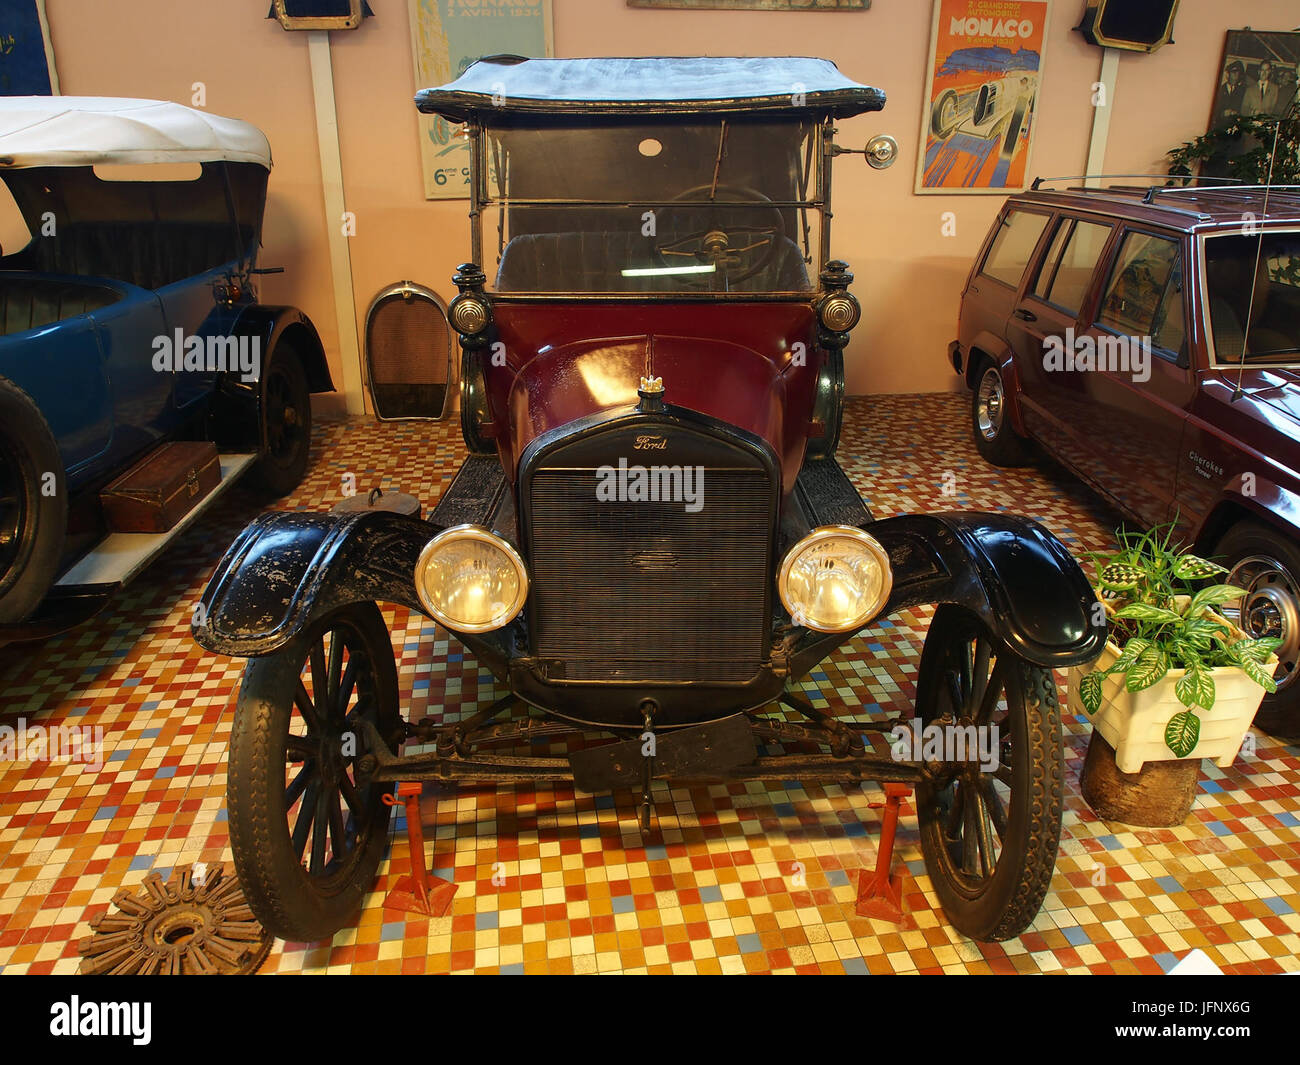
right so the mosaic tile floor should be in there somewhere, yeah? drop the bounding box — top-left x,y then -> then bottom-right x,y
1,394 -> 1298,975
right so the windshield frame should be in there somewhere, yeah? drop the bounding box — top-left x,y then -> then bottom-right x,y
1199,225 -> 1300,370
466,115 -> 834,301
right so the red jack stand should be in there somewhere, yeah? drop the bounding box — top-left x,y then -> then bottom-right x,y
382,783 -> 457,917
856,782 -> 914,928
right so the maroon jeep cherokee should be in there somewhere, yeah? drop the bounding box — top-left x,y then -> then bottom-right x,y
950,182 -> 1300,740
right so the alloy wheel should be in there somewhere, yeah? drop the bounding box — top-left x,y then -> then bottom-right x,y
1225,554 -> 1300,692
976,367 -> 1005,441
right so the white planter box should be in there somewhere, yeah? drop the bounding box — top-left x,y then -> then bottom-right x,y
1067,640 -> 1268,774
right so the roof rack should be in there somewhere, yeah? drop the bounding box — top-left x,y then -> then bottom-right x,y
1138,182 -> 1300,197
1030,173 -> 1244,191
1027,176 -> 1300,224
1027,180 -> 1212,221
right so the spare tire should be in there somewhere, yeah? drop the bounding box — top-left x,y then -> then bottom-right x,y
0,378 -> 67,623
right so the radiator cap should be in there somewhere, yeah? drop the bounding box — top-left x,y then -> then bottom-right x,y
637,375 -> 664,413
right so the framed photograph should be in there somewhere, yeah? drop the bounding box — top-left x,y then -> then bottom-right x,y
1199,29 -> 1300,179
0,0 -> 59,96
408,0 -> 553,201
915,0 -> 1049,194
1210,30 -> 1299,130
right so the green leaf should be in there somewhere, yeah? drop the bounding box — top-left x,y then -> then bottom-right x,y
1174,661 -> 1216,711
1229,636 -> 1282,663
1099,562 -> 1143,591
1078,671 -> 1104,716
1173,555 -> 1228,580
1126,644 -> 1170,692
1237,655 -> 1279,694
1106,636 -> 1150,675
1186,583 -> 1245,619
1181,616 -> 1227,650
1164,710 -> 1201,758
1114,603 -> 1182,625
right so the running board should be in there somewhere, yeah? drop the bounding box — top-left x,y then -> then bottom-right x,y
794,455 -> 873,528
55,453 -> 257,591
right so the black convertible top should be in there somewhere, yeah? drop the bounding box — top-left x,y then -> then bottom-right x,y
415,56 -> 886,121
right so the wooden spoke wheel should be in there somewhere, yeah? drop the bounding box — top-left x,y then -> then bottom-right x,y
227,603 -> 400,942
915,606 -> 1063,941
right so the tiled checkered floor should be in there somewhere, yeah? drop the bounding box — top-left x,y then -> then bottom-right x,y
1,394 -> 1297,974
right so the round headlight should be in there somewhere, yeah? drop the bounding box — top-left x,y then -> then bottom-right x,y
414,525 -> 528,633
778,526 -> 892,633
449,295 -> 490,336
818,292 -> 861,333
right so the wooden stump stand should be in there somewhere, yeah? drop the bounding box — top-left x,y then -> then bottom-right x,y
1080,732 -> 1199,827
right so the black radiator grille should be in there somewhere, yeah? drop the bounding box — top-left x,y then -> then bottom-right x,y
528,466 -> 773,683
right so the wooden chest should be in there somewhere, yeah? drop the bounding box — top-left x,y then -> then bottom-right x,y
100,441 -> 222,533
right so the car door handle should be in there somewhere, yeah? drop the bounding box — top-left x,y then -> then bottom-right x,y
1013,308 -> 1037,322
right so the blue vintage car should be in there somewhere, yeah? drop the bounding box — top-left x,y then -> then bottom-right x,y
0,97 -> 333,632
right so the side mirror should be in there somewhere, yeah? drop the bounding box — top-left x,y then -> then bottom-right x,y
865,135 -> 899,170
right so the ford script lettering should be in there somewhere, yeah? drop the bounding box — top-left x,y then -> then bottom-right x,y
633,434 -> 668,451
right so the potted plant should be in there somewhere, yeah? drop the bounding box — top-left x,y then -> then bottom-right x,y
1068,527 -> 1280,823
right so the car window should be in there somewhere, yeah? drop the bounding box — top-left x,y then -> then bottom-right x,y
1098,231 -> 1185,355
1036,219 -> 1111,313
1154,257 -> 1186,355
1031,219 -> 1072,301
979,209 -> 1048,288
1205,231 -> 1300,361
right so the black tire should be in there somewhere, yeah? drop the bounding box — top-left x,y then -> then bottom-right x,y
227,603 -> 401,942
971,357 -> 1032,467
1001,99 -> 1028,156
1215,521 -> 1300,741
915,606 -> 1063,942
930,89 -> 961,139
0,378 -> 67,624
247,344 -> 312,499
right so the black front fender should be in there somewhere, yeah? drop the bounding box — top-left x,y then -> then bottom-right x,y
877,511 -> 1105,666
192,509 -> 434,657
789,511 -> 1105,675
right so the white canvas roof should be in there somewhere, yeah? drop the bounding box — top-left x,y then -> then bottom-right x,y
0,97 -> 272,169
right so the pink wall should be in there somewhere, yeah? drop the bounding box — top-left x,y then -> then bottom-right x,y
41,0 -> 1298,411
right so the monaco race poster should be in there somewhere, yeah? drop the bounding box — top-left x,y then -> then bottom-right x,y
916,0 -> 1050,194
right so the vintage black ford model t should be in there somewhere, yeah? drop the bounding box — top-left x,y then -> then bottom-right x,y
194,57 -> 1104,945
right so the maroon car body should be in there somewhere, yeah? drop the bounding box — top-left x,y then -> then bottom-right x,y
951,182 -> 1300,737
492,304 -> 815,491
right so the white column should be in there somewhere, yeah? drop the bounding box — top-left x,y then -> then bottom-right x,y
308,30 -> 366,415
1084,47 -> 1120,188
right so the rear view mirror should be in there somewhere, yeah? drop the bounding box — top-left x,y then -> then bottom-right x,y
865,135 -> 899,170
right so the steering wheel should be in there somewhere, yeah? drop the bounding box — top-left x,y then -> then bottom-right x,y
653,183 -> 787,287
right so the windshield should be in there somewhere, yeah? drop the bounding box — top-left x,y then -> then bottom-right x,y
480,118 -> 822,295
1205,230 -> 1300,362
